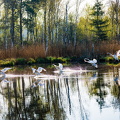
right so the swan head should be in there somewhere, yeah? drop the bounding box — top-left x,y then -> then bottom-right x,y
84,58 -> 89,62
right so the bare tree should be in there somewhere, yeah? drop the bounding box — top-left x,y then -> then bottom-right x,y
19,0 -> 23,46
74,0 -> 84,52
3,0 -> 9,49
115,0 -> 120,40
109,0 -> 120,40
43,0 -> 48,55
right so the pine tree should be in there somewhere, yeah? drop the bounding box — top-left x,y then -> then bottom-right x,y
90,0 -> 108,41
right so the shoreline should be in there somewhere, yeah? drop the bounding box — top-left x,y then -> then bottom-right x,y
0,56 -> 120,67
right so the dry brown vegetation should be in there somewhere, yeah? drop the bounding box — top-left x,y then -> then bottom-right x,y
0,40 -> 119,60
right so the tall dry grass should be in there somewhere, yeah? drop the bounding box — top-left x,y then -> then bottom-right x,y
95,40 -> 120,57
0,40 -> 119,60
0,44 -> 46,59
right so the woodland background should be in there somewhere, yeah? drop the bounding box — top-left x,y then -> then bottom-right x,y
0,0 -> 120,60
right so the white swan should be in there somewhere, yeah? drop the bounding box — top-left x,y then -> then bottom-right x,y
0,68 -> 11,82
0,68 -> 11,76
1,68 -> 11,72
0,71 -> 5,80
84,58 -> 98,68
107,50 -> 120,61
53,63 -> 63,71
31,67 -> 46,75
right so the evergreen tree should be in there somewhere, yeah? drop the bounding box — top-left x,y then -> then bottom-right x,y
90,0 -> 108,41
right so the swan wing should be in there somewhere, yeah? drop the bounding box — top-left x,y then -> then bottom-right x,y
53,64 -> 59,69
31,68 -> 36,73
93,59 -> 97,63
1,68 -> 11,73
92,63 -> 98,68
59,63 -> 63,70
37,67 -> 42,73
84,58 -> 89,62
107,52 -> 114,57
37,67 -> 46,72
116,50 -> 120,57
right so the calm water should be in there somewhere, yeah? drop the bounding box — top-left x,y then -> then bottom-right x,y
0,64 -> 120,120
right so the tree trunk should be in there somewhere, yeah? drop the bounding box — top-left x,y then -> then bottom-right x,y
115,0 -> 119,40
10,1 -> 15,47
4,1 -> 9,49
20,0 -> 23,46
44,3 -> 48,55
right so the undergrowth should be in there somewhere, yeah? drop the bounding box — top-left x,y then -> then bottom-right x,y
0,40 -> 120,66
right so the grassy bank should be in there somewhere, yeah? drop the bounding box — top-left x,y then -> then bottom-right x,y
0,56 -> 84,67
0,56 -> 119,67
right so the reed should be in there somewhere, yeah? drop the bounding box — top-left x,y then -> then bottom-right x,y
0,40 -> 119,60
0,44 -> 46,59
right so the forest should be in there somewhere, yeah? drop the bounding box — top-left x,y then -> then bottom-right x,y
0,0 -> 120,63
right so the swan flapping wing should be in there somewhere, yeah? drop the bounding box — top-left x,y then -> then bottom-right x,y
84,58 -> 97,64
37,67 -> 46,73
93,59 -> 97,63
53,64 -> 59,70
59,63 -> 63,70
116,50 -> 120,57
84,58 -> 90,62
31,68 -> 36,73
92,63 -> 98,68
1,68 -> 11,73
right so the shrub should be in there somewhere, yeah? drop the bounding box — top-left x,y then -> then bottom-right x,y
52,57 -> 67,63
0,58 -> 15,67
46,56 -> 55,63
0,60 -> 14,67
69,56 -> 80,62
100,56 -> 114,62
27,58 -> 36,65
15,58 -> 27,65
36,57 -> 45,63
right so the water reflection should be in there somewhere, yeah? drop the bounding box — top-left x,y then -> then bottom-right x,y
0,65 -> 120,120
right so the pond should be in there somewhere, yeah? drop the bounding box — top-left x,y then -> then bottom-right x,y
0,63 -> 120,120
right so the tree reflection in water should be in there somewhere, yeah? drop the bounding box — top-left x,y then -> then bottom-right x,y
88,76 -> 107,109
111,67 -> 120,110
0,65 -> 120,120
0,76 -> 50,120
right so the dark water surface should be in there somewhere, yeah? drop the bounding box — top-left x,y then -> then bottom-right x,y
0,64 -> 120,120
